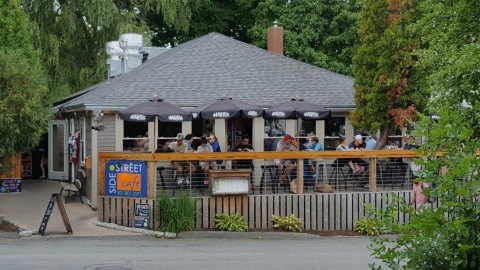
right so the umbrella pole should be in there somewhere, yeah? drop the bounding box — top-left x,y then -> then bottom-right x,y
153,116 -> 157,153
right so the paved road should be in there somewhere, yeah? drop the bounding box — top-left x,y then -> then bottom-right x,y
0,235 -> 378,270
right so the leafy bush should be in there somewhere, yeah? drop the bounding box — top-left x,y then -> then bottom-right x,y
356,217 -> 383,236
215,212 -> 248,232
272,214 -> 302,232
157,191 -> 196,234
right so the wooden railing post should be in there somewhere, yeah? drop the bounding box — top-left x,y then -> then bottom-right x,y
369,158 -> 377,192
297,159 -> 304,194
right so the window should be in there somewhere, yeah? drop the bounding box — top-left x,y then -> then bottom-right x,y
123,122 -> 148,151
324,117 -> 345,150
264,119 -> 286,151
157,122 -> 182,149
192,118 -> 214,137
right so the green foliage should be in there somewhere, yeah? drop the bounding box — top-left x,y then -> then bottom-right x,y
243,0 -> 360,76
272,214 -> 302,232
0,0 -> 51,169
356,217 -> 383,236
149,0 -> 254,47
215,212 -> 248,232
21,0 -> 201,101
368,0 -> 480,263
351,0 -> 428,148
157,192 -> 196,234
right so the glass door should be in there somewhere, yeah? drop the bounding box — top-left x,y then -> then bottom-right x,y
48,120 -> 69,180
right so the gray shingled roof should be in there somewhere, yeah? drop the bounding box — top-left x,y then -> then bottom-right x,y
55,32 -> 355,112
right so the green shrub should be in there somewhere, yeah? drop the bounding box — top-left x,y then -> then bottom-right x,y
272,214 -> 302,232
215,212 -> 248,232
355,217 -> 383,236
157,191 -> 196,234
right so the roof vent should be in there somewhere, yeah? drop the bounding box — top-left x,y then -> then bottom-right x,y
106,33 -> 145,78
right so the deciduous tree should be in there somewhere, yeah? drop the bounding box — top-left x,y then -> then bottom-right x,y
351,0 -> 427,149
0,0 -> 51,170
242,0 -> 360,76
22,0 -> 200,101
369,1 -> 480,269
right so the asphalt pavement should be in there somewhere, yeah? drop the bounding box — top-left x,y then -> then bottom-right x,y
0,235 -> 379,270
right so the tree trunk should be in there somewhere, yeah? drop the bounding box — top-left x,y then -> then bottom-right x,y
375,123 -> 395,150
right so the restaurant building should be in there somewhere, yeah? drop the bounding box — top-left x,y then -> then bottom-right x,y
51,27 -> 356,209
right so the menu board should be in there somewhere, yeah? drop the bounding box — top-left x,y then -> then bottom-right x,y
0,179 -> 22,193
209,170 -> 250,196
134,203 -> 150,229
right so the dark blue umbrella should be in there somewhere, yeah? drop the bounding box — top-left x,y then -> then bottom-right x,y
191,97 -> 263,148
264,98 -> 330,120
191,97 -> 263,120
265,98 -> 330,139
119,97 -> 192,122
119,97 -> 192,152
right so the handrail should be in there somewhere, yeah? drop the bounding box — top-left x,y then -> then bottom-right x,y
98,150 -> 480,197
99,150 -> 425,161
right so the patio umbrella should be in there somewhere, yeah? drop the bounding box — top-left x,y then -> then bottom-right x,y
119,97 -> 192,123
191,97 -> 263,148
264,98 -> 331,140
264,98 -> 330,120
191,97 -> 263,120
119,97 -> 192,151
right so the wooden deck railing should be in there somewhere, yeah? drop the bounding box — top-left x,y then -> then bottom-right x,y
99,150 -> 426,198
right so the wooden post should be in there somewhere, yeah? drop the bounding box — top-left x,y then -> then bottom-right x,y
98,157 -> 106,196
148,161 -> 156,199
369,158 -> 377,192
297,159 -> 304,194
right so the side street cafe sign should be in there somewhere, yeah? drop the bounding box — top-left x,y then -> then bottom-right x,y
105,160 -> 148,198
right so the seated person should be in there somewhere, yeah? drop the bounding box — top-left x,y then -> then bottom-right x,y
336,136 -> 365,174
349,134 -> 366,150
366,135 -> 377,150
304,136 -> 324,151
275,134 -> 298,184
135,132 -> 149,152
209,134 -> 222,166
196,136 -> 217,184
235,135 -> 254,170
184,134 -> 194,152
169,133 -> 196,185
303,136 -> 324,174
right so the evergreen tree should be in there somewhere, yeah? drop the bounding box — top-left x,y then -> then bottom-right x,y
351,0 -> 427,149
0,0 -> 51,170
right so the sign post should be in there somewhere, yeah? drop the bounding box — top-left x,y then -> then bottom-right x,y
38,193 -> 73,236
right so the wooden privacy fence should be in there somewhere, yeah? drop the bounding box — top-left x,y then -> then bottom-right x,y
98,191 -> 439,231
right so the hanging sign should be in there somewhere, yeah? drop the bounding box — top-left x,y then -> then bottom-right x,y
105,160 -> 148,198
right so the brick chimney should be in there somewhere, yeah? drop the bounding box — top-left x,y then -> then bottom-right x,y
267,21 -> 283,56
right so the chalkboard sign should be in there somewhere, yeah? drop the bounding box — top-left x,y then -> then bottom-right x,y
38,193 -> 73,235
134,203 -> 150,229
0,179 -> 22,193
